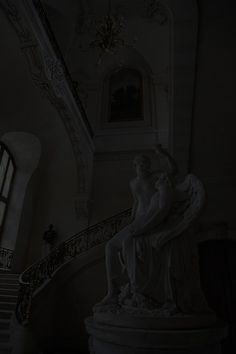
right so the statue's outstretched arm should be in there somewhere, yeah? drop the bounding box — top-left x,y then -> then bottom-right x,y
132,181 -> 173,237
155,144 -> 178,177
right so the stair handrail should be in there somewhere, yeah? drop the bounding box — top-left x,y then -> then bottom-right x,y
16,208 -> 132,325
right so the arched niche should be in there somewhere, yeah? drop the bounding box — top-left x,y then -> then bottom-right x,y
0,132 -> 41,267
94,47 -> 159,152
93,0 -> 198,168
108,67 -> 144,123
100,64 -> 153,130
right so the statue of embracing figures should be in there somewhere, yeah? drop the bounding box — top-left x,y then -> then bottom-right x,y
95,145 -> 211,318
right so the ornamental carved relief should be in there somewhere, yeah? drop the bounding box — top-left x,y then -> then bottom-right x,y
43,55 -> 65,97
1,0 -> 93,221
144,0 -> 169,25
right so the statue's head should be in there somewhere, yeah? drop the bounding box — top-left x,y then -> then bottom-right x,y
133,155 -> 151,176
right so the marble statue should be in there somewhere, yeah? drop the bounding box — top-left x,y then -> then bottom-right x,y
95,145 -> 210,317
87,147 -> 225,354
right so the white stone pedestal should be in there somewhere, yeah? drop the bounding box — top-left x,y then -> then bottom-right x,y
85,316 -> 227,354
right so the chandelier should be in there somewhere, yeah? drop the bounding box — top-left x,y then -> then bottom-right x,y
89,0 -> 126,63
74,0 -> 168,64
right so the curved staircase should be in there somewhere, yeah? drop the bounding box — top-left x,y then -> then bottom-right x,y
16,209 -> 132,327
6,209 -> 131,353
1,211 -> 228,353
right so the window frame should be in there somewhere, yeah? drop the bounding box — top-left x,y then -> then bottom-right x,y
0,142 -> 16,236
99,65 -> 153,131
108,68 -> 144,123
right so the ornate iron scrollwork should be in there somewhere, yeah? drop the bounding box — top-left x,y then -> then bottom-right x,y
16,208 -> 131,325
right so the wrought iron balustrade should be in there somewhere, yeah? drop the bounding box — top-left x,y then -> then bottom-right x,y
16,208 -> 131,325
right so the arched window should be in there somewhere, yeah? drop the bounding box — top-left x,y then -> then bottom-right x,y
98,58 -> 154,131
0,143 -> 15,236
108,68 -> 143,122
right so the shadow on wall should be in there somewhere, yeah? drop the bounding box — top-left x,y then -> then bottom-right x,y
199,240 -> 236,354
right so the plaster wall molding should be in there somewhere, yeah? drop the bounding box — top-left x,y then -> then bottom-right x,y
1,0 -> 95,221
161,0 -> 199,175
42,54 -> 65,97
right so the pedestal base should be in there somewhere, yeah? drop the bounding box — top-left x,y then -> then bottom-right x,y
85,317 -> 227,354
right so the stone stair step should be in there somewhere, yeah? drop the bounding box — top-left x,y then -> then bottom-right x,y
0,330 -> 10,342
0,319 -> 10,330
0,310 -> 13,320
0,288 -> 18,296
0,302 -> 15,311
0,274 -> 19,352
0,295 -> 18,303
0,278 -> 19,285
0,283 -> 19,290
0,342 -> 11,353
0,277 -> 18,283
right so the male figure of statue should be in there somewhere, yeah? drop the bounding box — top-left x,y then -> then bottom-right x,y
97,145 -> 177,307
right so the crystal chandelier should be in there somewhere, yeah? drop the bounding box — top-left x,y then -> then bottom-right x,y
74,0 -> 168,64
89,0 -> 126,63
